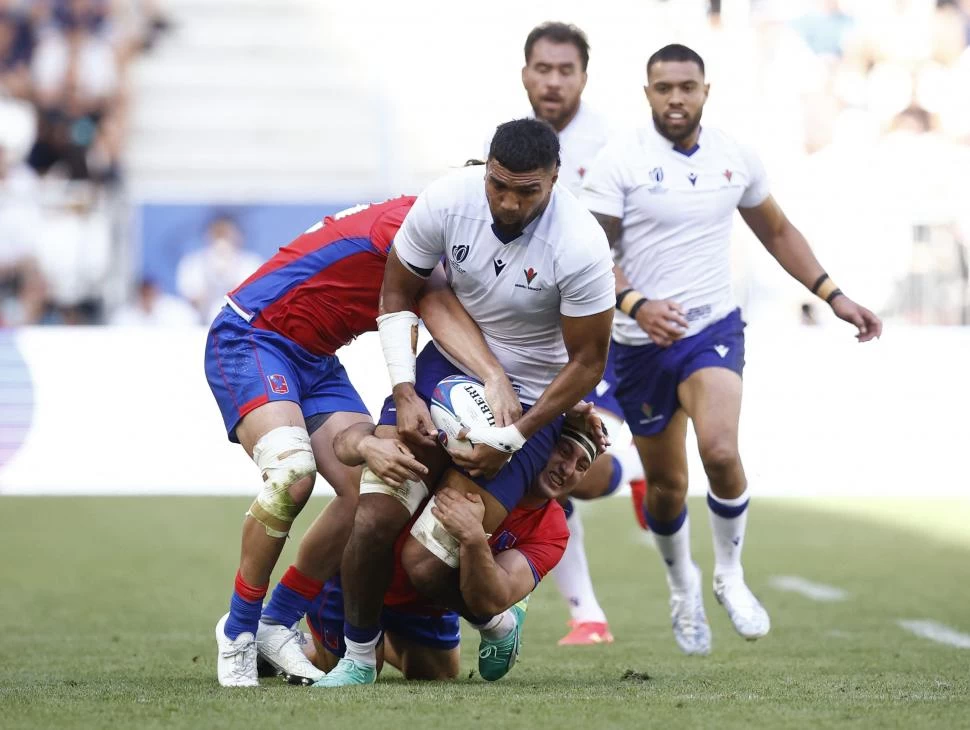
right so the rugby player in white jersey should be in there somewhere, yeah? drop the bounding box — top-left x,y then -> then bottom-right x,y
581,44 -> 882,655
314,118 -> 616,687
519,20 -> 645,647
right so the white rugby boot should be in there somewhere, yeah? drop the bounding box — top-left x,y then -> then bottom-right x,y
668,563 -> 712,656
256,620 -> 325,685
713,574 -> 770,640
216,613 -> 259,687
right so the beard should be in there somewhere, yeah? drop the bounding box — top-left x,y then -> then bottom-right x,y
652,108 -> 703,144
531,96 -> 580,132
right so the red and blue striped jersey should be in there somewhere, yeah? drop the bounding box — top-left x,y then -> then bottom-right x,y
227,196 -> 417,356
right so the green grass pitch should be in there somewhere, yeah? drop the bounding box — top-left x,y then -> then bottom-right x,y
2,496 -> 968,729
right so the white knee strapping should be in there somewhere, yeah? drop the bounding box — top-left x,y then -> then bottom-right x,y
358,466 -> 428,516
248,425 -> 316,537
410,497 -> 460,568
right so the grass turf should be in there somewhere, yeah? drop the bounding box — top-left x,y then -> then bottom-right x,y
1,496 -> 968,729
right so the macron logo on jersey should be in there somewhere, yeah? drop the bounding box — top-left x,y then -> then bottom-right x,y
714,344 -> 730,359
493,258 -> 507,277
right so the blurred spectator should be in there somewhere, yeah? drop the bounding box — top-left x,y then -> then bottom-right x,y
176,217 -> 262,324
110,277 -> 197,326
34,179 -> 112,323
0,145 -> 46,325
28,0 -> 121,182
792,0 -> 857,59
0,3 -> 34,100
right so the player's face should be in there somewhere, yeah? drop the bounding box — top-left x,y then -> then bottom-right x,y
531,439 -> 592,501
484,160 -> 558,237
522,39 -> 588,132
644,61 -> 709,145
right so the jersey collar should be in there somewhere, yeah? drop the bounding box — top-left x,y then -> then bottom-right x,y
648,121 -> 702,157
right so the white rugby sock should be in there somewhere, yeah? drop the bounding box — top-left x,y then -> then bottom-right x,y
343,634 -> 381,668
649,509 -> 697,594
472,610 -> 516,641
707,489 -> 749,581
552,510 -> 607,624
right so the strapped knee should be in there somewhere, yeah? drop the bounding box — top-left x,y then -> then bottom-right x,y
359,466 -> 428,517
247,426 -> 316,538
410,497 -> 460,569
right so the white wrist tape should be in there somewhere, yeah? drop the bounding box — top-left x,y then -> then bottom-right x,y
377,311 -> 419,387
464,424 -> 527,454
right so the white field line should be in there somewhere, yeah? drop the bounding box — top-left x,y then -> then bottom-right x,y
898,620 -> 970,649
768,575 -> 849,602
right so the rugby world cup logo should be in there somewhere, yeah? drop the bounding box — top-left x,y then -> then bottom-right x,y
451,244 -> 469,264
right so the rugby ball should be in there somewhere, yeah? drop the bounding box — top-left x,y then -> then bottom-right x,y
430,375 -> 496,455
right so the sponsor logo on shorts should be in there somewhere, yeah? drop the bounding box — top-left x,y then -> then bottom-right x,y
639,402 -> 663,426
268,374 -> 289,394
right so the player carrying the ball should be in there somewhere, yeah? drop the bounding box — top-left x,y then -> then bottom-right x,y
316,118 -> 616,688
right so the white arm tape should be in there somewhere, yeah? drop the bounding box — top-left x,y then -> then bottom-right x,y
464,424 -> 527,454
377,310 -> 419,387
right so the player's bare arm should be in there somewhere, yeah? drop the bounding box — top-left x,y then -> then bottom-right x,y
591,211 -> 687,347
420,267 -> 522,427
430,487 -> 536,617
378,248 -> 438,447
739,196 -> 883,342
513,308 -> 612,440
333,422 -> 428,488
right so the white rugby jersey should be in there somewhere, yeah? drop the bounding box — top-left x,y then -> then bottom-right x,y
482,103 -> 612,196
393,164 -> 615,404
581,124 -> 770,345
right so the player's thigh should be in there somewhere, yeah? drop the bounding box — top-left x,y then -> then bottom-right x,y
385,632 -> 460,681
677,366 -> 742,455
308,411 -> 373,496
632,407 -> 689,486
235,400 -> 308,458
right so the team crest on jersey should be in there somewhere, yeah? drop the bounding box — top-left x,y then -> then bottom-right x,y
451,244 -> 469,264
578,166 -> 587,179
723,169 -> 733,182
515,267 -> 542,292
492,530 -> 517,551
524,268 -> 538,284
268,374 -> 289,394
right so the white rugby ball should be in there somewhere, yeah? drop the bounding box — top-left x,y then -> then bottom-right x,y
430,375 -> 495,455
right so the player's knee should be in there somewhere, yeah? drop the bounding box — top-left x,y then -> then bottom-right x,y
699,441 -> 740,479
353,492 -> 411,547
247,426 -> 317,538
645,469 -> 688,496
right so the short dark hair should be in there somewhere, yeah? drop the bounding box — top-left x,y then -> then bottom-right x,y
647,43 -> 705,77
488,118 -> 561,173
524,22 -> 590,72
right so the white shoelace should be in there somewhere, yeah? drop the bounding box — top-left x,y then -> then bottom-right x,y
222,641 -> 257,683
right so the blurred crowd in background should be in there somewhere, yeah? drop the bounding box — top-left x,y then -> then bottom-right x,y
1,0 -> 968,327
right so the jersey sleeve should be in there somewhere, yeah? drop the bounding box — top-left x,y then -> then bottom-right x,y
557,221 -> 616,318
513,504 -> 569,586
392,184 -> 447,275
371,199 -> 414,256
579,143 -> 628,219
737,141 -> 771,208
